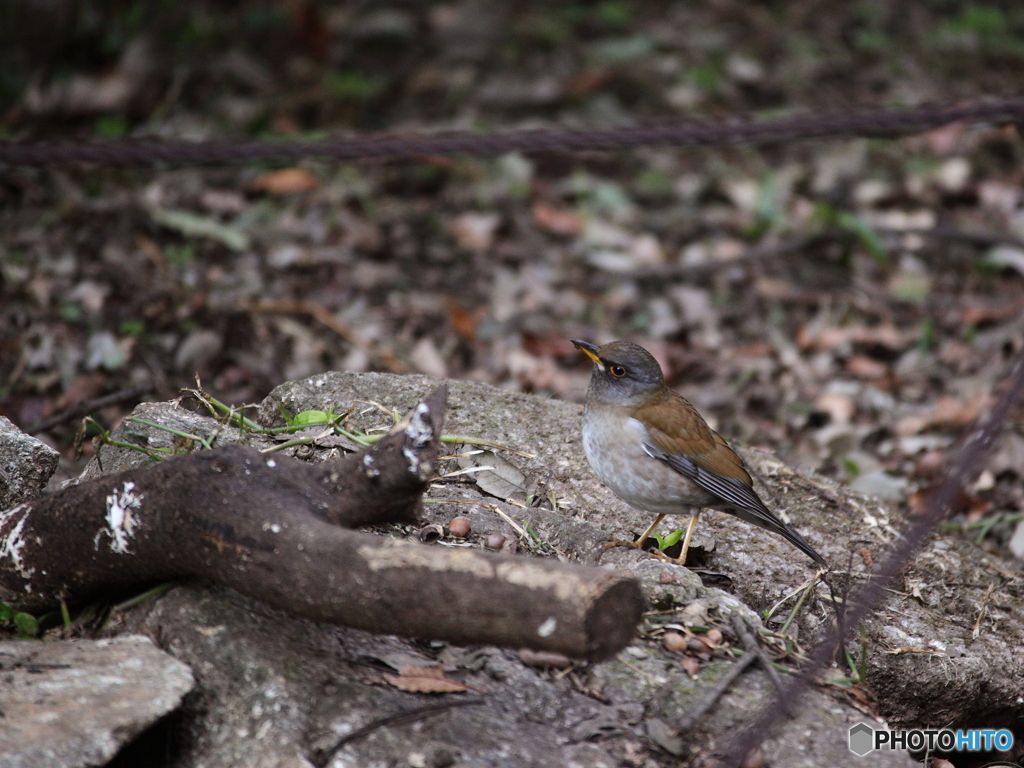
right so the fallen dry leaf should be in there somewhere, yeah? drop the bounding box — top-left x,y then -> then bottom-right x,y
249,168 -> 319,195
938,341 -> 977,368
798,323 -> 913,352
753,276 -> 797,300
960,297 -> 1024,327
908,483 -> 982,518
199,189 -> 247,214
845,355 -> 888,380
448,212 -> 500,251
566,67 -> 612,97
532,201 -> 583,237
731,341 -> 773,360
896,393 -> 991,436
814,392 -> 856,424
382,664 -> 469,694
447,300 -> 480,342
457,448 -> 528,501
914,121 -> 966,156
843,683 -> 879,718
505,346 -> 574,392
679,656 -> 700,676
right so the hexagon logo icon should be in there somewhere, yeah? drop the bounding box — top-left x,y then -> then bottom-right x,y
849,722 -> 874,756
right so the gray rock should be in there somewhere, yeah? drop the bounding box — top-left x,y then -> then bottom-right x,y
48,371 -> 1021,766
0,635 -> 194,768
77,401 -> 243,483
0,415 -> 59,510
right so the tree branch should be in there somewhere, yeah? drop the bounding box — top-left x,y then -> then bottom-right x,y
0,384 -> 643,660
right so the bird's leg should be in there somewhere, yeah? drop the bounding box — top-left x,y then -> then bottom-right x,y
602,513 -> 666,552
636,513 -> 666,548
676,512 -> 700,565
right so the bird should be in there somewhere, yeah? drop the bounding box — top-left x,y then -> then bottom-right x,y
571,339 -> 827,568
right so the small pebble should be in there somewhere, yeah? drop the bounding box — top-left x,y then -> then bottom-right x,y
662,631 -> 687,653
448,516 -> 472,538
705,628 -> 723,646
679,656 -> 700,676
740,747 -> 764,768
485,533 -> 506,550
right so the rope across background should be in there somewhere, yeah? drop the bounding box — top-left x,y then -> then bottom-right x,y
2,98 -> 1023,168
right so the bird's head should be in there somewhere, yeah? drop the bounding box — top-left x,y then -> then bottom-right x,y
570,339 -> 667,406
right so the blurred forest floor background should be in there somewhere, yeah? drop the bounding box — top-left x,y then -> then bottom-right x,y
2,0 -> 1024,562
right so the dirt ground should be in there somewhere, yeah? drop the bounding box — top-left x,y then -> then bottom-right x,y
2,1 -> 1024,576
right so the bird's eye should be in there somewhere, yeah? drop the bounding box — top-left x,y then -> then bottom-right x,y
609,364 -> 627,378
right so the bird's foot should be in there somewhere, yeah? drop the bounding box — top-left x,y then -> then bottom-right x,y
602,537 -> 689,566
601,537 -> 645,552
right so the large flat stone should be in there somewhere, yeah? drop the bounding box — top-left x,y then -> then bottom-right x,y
0,635 -> 195,768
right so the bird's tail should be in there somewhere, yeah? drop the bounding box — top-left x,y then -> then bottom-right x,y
730,504 -> 828,567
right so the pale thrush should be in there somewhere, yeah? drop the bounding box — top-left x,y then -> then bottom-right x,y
572,339 -> 827,567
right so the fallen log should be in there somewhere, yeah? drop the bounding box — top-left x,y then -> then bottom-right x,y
0,385 -> 643,660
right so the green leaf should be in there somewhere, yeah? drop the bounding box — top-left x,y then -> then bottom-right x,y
326,70 -> 386,102
292,409 -> 333,425
14,612 -> 40,638
656,529 -> 685,551
837,211 -> 888,265
95,114 -> 129,138
280,404 -> 298,426
918,318 -> 936,352
840,456 -> 861,478
0,601 -> 14,621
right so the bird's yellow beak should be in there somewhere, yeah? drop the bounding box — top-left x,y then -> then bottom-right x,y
570,339 -> 602,364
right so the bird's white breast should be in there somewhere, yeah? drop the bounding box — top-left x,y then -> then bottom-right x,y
581,409 -> 716,514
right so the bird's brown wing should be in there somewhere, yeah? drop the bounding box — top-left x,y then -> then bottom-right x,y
638,393 -> 827,566
635,392 -> 754,487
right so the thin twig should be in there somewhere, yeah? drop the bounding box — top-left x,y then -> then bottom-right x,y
971,583 -> 996,640
261,426 -> 336,454
444,436 -> 537,458
731,615 -> 788,711
779,572 -> 821,636
484,504 -> 529,539
27,383 -> 156,433
763,571 -> 819,624
677,649 -> 758,732
314,698 -> 485,767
